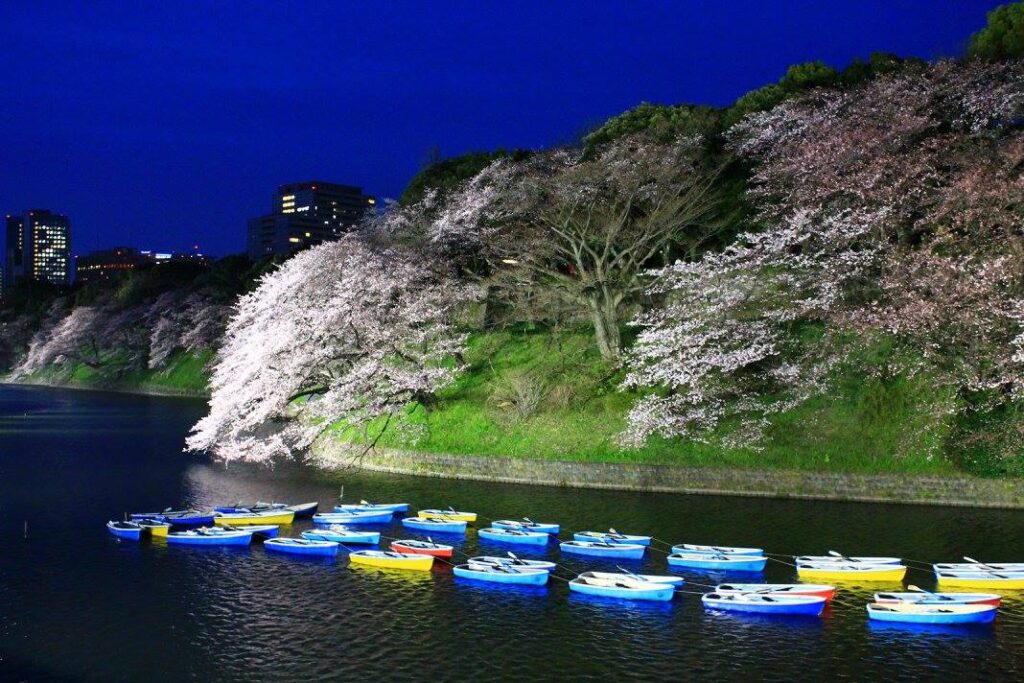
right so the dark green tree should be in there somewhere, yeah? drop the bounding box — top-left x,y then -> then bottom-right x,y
969,1 -> 1024,60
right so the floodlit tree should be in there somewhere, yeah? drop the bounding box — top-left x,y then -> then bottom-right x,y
623,59 -> 1024,449
427,135 -> 731,359
186,235 -> 478,463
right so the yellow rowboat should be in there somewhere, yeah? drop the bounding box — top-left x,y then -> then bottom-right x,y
936,572 -> 1024,589
137,519 -> 170,537
797,563 -> 907,582
214,510 -> 295,526
418,509 -> 477,523
348,550 -> 434,572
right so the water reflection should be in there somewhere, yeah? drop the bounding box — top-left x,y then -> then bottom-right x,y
3,385 -> 1024,681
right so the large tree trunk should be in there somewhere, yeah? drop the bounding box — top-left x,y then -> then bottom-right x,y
588,295 -> 622,360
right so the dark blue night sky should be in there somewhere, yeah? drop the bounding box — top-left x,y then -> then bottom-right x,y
0,1 -> 1004,257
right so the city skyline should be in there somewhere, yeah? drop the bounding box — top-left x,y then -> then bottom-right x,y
0,1 -> 1006,257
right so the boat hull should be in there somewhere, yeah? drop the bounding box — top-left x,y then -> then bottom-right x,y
264,539 -> 339,557
702,594 -> 825,616
797,565 -> 907,582
131,512 -> 214,527
335,503 -> 408,513
492,520 -> 560,534
561,542 -> 645,560
391,541 -> 454,558
106,522 -> 142,540
569,579 -> 674,602
214,511 -> 296,526
468,557 -> 557,572
454,565 -> 549,585
312,511 -> 393,525
349,551 -> 434,571
874,592 -> 1001,607
402,517 -> 467,534
573,532 -> 651,547
244,524 -> 280,539
167,530 -> 253,546
716,584 -> 836,602
672,544 -> 764,556
936,573 -> 1024,589
867,604 -> 997,624
479,528 -> 549,546
585,572 -> 684,586
796,556 -> 902,565
137,521 -> 170,538
302,529 -> 380,545
418,510 -> 477,523
668,554 -> 767,572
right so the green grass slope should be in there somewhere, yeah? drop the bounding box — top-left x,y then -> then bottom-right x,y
361,328 -> 963,475
9,350 -> 210,397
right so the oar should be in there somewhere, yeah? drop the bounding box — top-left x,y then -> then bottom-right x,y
828,550 -> 858,562
963,556 -> 1009,578
907,585 -> 951,601
616,565 -> 642,579
507,551 -> 527,566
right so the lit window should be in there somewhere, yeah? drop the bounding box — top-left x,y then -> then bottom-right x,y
281,194 -> 295,201
304,232 -> 311,237
288,237 -> 300,243
282,208 -> 295,214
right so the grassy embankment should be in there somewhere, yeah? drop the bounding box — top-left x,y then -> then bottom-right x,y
334,328 -> 968,476
6,350 -> 210,397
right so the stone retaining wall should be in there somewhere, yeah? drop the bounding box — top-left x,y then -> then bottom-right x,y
311,439 -> 1024,509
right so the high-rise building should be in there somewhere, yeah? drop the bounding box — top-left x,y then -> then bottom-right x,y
3,210 -> 71,289
247,181 -> 375,261
25,210 -> 71,286
4,214 -> 26,291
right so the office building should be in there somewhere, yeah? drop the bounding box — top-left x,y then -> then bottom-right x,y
3,209 -> 71,288
247,180 -> 374,261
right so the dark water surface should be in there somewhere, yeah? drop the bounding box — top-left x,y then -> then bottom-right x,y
2,385 -> 1023,681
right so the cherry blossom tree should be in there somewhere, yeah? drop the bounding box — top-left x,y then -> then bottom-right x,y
186,235 -> 478,463
424,136 -> 730,360
623,59 -> 1024,449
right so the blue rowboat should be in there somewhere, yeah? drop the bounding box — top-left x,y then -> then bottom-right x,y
874,591 -> 1001,607
312,510 -> 394,525
468,556 -> 557,572
240,524 -> 280,539
586,571 -> 684,587
560,541 -> 645,560
454,563 -> 549,586
702,592 -> 826,616
402,517 -> 467,534
672,543 -> 764,556
334,501 -> 409,513
214,501 -> 318,517
302,526 -> 380,545
107,521 -> 143,540
491,519 -> 560,534
866,602 -> 997,625
130,509 -> 215,527
797,554 -> 902,565
264,538 -> 339,557
573,531 -> 651,547
167,527 -> 253,546
668,553 -> 767,572
478,527 -> 550,546
569,572 -> 675,601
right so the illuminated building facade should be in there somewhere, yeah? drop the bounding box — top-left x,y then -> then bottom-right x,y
3,209 -> 71,289
247,180 -> 375,260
